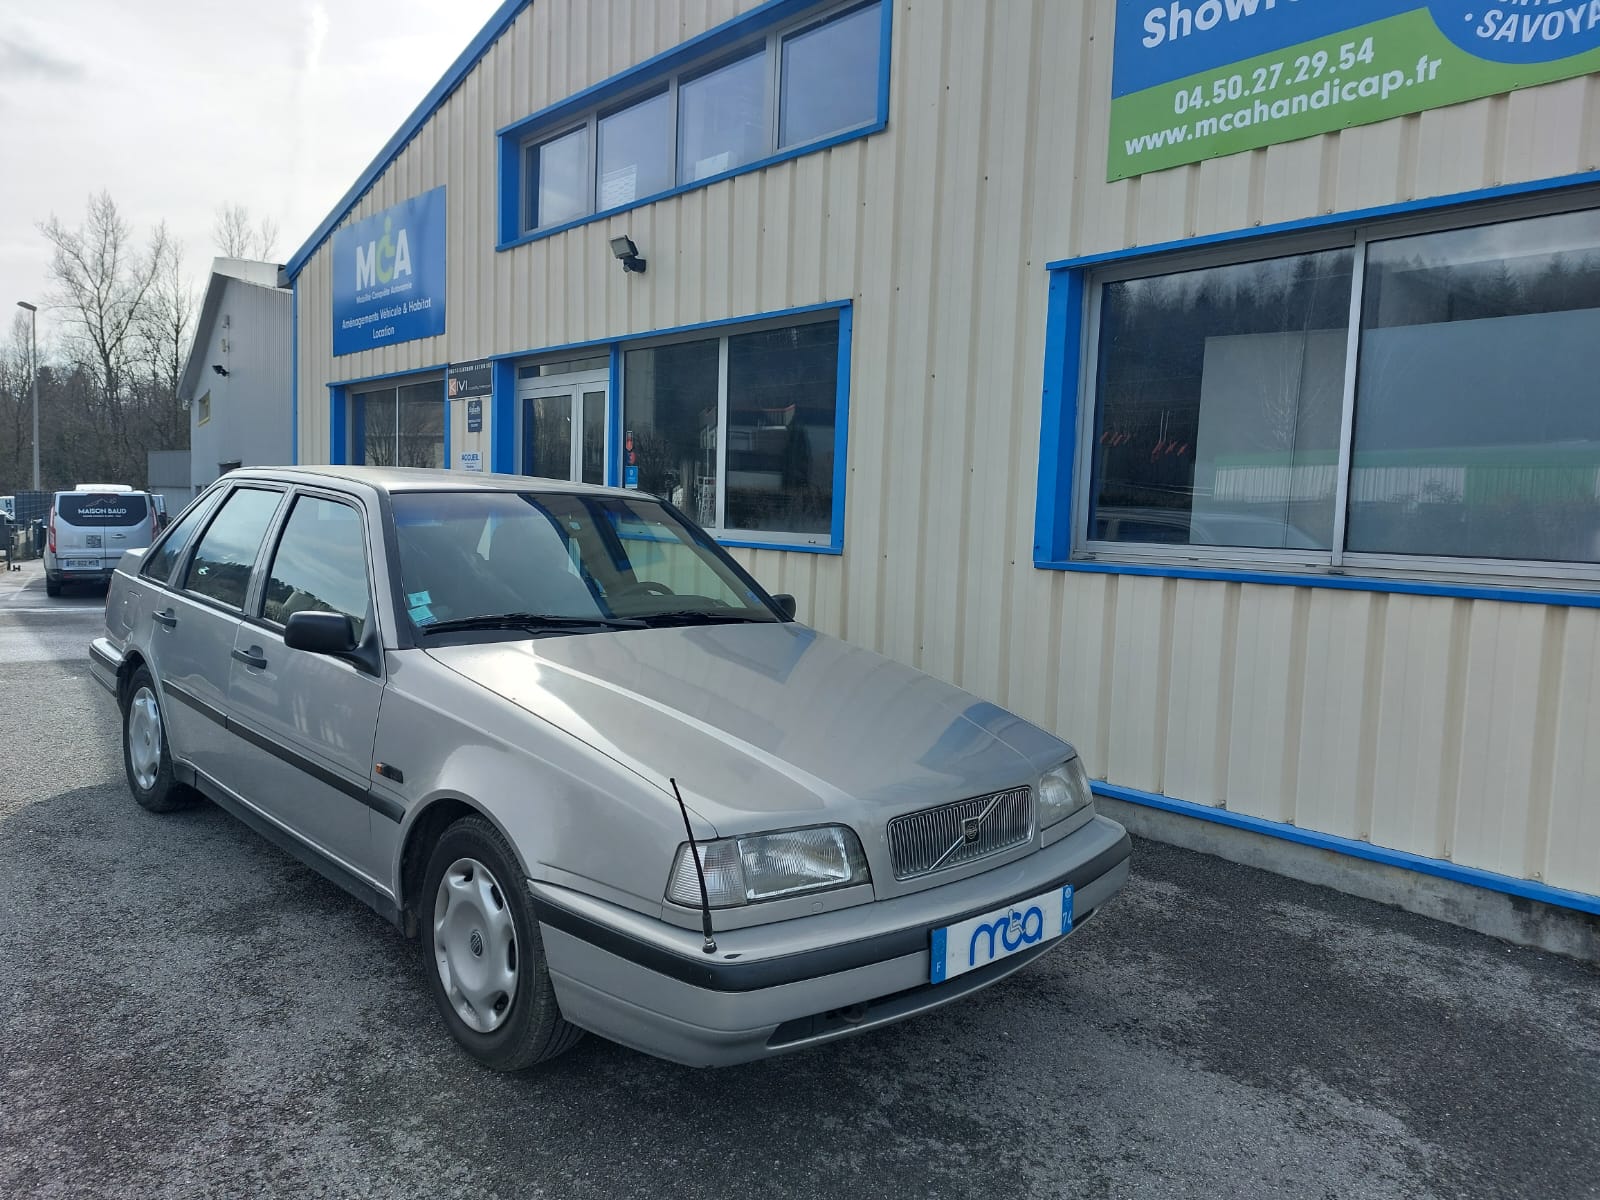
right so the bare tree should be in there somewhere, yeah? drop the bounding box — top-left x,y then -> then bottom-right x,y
213,203 -> 280,260
0,313 -> 34,486
40,192 -> 167,482
136,239 -> 198,453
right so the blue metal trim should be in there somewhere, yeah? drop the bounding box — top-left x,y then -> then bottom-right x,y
329,386 -> 348,465
497,125 -> 521,248
290,280 -> 299,464
329,364 -> 449,390
491,359 -> 516,473
482,301 -> 851,363
1044,170 -> 1600,274
718,538 -> 842,556
497,122 -> 887,252
1033,558 -> 1600,610
442,391 -> 452,469
1033,271 -> 1083,565
875,0 -> 893,129
829,302 -> 852,552
607,344 -> 623,487
284,0 -> 529,280
1095,781 -> 1600,918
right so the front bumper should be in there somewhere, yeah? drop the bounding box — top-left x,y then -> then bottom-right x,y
533,813 -> 1131,1067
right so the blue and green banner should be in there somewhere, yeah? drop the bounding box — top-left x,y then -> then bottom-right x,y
1110,0 -> 1600,180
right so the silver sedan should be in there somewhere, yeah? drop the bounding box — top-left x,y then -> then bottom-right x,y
91,467 -> 1130,1068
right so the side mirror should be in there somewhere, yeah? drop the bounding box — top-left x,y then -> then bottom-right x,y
772,593 -> 797,621
284,610 -> 357,655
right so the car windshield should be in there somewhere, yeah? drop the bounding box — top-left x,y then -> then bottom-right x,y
390,490 -> 779,633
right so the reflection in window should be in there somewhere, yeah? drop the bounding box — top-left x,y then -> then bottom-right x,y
725,322 -> 838,535
1090,250 -> 1353,550
263,497 -> 370,638
624,339 -> 721,527
1348,209 -> 1600,563
184,488 -> 282,610
678,52 -> 767,183
598,92 -> 673,210
780,2 -> 882,148
533,126 -> 589,228
354,379 -> 443,469
142,493 -> 219,585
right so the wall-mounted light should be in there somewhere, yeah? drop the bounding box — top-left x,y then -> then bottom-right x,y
610,235 -> 647,275
212,364 -> 229,377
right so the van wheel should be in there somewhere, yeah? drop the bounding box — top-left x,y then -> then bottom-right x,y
122,666 -> 191,812
421,816 -> 582,1070
45,574 -> 60,597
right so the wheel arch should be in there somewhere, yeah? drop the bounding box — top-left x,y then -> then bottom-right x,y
116,648 -> 150,709
397,792 -> 533,939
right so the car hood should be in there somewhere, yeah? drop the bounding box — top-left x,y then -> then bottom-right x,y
423,622 -> 1073,833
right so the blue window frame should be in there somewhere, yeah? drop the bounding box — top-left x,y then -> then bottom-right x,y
1035,177 -> 1600,609
499,0 -> 891,247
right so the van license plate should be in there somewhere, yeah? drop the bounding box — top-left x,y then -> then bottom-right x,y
929,885 -> 1073,984
64,559 -> 98,570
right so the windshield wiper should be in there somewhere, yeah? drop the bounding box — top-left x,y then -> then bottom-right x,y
419,612 -> 646,636
630,609 -> 775,627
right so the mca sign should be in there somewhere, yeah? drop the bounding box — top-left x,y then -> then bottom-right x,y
332,187 -> 446,356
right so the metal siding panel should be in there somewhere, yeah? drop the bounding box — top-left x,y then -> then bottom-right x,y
1369,595 -> 1458,859
1544,609 -> 1600,892
1226,585 -> 1304,824
1162,579 -> 1232,807
1106,575 -> 1169,793
1294,590 -> 1375,842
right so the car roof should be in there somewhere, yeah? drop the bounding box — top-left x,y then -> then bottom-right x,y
221,464 -> 643,499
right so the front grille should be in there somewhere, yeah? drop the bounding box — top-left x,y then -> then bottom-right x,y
886,786 -> 1033,881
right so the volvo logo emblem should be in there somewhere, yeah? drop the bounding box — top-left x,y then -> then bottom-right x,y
962,816 -> 983,844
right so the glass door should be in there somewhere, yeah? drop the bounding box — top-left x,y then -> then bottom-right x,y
517,370 -> 609,484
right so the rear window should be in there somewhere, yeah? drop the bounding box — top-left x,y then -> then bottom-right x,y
57,493 -> 148,526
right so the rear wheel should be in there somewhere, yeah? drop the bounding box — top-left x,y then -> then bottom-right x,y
44,573 -> 60,597
421,816 -> 582,1070
121,666 -> 191,812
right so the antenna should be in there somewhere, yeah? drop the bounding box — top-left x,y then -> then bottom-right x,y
670,777 -> 717,955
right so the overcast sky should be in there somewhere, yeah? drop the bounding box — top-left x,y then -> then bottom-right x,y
1,0 -> 503,343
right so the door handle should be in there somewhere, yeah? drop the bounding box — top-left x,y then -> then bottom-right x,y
153,609 -> 178,629
231,646 -> 268,670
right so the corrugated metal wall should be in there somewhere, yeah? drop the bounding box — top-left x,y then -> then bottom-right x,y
296,0 -> 1600,898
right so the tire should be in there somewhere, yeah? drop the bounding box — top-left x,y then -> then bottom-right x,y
44,573 -> 60,597
121,666 -> 191,813
421,816 -> 582,1070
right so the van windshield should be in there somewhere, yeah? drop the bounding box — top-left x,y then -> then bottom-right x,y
390,491 -> 779,633
58,493 -> 148,526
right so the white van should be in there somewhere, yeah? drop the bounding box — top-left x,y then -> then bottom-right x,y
44,486 -> 157,596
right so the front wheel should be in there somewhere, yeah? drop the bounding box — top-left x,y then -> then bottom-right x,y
421,816 -> 582,1070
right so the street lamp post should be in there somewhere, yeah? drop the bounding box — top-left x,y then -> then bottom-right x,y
15,301 -> 39,491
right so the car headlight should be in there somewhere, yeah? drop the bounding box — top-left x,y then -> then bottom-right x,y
666,825 -> 870,908
1038,757 -> 1094,828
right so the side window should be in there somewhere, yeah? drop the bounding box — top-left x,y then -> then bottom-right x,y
261,497 -> 372,640
183,489 -> 283,610
141,493 -> 219,585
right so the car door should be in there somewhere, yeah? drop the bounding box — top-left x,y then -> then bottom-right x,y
222,490 -> 385,881
147,485 -> 287,782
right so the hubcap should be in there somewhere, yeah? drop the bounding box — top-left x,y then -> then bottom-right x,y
433,857 -> 518,1034
127,685 -> 162,791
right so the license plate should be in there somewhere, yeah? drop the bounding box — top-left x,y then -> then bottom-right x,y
929,885 -> 1073,984
63,559 -> 99,570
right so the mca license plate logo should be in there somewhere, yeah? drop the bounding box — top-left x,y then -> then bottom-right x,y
928,885 -> 1073,985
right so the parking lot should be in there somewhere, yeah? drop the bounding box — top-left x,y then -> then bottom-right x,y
0,561 -> 1596,1200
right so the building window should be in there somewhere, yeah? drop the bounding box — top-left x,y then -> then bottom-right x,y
196,391 -> 211,425
351,377 -> 444,468
1058,198 -> 1600,578
509,0 -> 887,237
623,312 -> 844,546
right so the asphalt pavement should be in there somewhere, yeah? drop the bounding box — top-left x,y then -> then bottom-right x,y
1,559 -> 1596,1200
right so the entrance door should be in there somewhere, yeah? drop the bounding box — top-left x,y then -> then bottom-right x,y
518,371 -> 608,485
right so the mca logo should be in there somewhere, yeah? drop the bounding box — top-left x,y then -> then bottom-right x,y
355,215 -> 414,291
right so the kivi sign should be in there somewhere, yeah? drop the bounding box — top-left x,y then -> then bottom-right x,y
332,187 -> 447,356
1110,0 -> 1600,180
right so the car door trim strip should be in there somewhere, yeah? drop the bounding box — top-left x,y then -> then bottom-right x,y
529,831 -> 1132,993
162,679 -> 405,824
